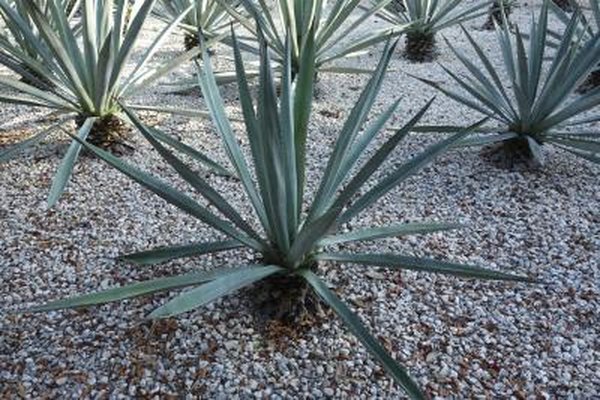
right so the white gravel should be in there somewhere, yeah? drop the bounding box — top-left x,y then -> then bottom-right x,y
1,1 -> 599,398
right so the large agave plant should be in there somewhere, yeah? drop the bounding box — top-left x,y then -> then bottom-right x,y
27,26 -> 534,398
0,0 -> 221,207
152,0 -> 241,51
413,2 -> 600,165
550,0 -> 600,92
375,0 -> 490,62
218,0 -> 403,77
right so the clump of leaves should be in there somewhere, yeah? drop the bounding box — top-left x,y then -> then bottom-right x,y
482,0 -> 517,30
550,0 -> 600,93
27,27 -> 534,398
219,0 -> 404,78
0,0 -> 81,88
375,0 -> 489,62
413,2 -> 600,166
153,0 -> 241,51
0,0 -> 223,206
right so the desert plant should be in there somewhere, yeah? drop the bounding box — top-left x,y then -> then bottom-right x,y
550,0 -> 600,92
375,0 -> 490,62
0,0 -> 223,206
218,0 -> 404,78
482,0 -> 517,30
27,27 -> 534,398
152,0 -> 241,51
0,0 -> 81,87
413,2 -> 600,166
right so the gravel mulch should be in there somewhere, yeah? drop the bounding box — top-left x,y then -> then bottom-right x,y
1,1 -> 599,398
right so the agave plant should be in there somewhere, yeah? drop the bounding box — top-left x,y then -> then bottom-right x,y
152,0 -> 241,51
412,2 -> 600,166
0,0 -> 224,207
27,24 -> 534,398
550,0 -> 600,93
482,0 -> 517,30
218,0 -> 404,78
0,0 -> 81,87
374,0 -> 490,62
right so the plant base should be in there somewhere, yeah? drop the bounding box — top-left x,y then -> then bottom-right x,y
184,33 -> 216,56
577,69 -> 600,94
482,1 -> 513,30
184,33 -> 199,53
386,0 -> 406,13
403,33 -> 437,63
75,115 -> 133,155
480,137 -> 541,169
252,272 -> 327,325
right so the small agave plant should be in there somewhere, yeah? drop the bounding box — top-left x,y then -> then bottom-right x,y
482,0 -> 517,30
219,0 -> 404,78
375,0 -> 490,62
153,0 -> 241,52
27,25 -> 534,398
550,0 -> 600,93
0,0 -> 222,207
413,2 -> 600,166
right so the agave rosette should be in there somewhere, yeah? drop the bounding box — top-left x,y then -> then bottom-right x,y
216,0 -> 405,76
412,2 -> 600,164
27,24 -> 535,398
0,0 -> 224,206
152,0 -> 241,47
376,0 -> 490,36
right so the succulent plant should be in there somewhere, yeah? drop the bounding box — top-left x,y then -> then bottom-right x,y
153,0 -> 242,51
482,0 -> 517,30
0,0 -> 223,206
375,0 -> 490,62
413,2 -> 600,166
218,0 -> 404,78
27,25 -> 535,398
550,0 -> 600,93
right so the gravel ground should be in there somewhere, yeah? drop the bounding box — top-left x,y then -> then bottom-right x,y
1,1 -> 599,398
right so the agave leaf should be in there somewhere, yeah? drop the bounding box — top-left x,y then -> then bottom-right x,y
123,105 -> 266,247
340,118 -> 488,224
47,117 -> 96,207
144,125 -> 233,177
196,35 -> 269,231
301,270 -> 426,400
557,144 -> 600,164
327,98 -> 435,218
292,20 -> 317,207
69,133 -> 262,251
127,104 -> 211,120
309,39 -> 397,221
320,222 -> 463,246
148,265 -> 282,319
546,136 -> 600,155
456,131 -> 519,147
0,122 -> 60,162
121,240 -> 243,265
26,266 -> 249,313
317,253 -> 537,283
